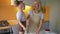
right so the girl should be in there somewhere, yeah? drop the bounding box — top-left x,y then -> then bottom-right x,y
27,1 -> 44,34
16,1 -> 26,34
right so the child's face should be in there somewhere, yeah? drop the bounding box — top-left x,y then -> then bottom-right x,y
33,2 -> 39,10
18,2 -> 25,10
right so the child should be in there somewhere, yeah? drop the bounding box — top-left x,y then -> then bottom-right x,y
27,1 -> 44,34
16,1 -> 26,34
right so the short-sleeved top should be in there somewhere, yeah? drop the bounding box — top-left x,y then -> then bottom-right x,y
16,10 -> 26,21
28,10 -> 44,33
28,10 -> 44,20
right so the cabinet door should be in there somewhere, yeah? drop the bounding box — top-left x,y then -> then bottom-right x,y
44,6 -> 50,21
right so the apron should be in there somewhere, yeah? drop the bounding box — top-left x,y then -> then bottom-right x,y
28,13 -> 41,34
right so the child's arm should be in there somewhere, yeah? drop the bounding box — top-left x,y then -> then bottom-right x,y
36,19 -> 43,34
26,10 -> 32,33
26,15 -> 30,33
36,13 -> 44,34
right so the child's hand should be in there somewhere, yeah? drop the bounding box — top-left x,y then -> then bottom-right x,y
36,30 -> 39,34
26,27 -> 29,33
36,32 -> 39,34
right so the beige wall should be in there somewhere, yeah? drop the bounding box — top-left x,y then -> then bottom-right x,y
47,0 -> 60,34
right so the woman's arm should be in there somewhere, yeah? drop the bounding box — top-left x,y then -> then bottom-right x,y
16,12 -> 26,31
17,20 -> 26,31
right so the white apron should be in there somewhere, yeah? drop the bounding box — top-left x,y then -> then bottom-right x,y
26,13 -> 41,34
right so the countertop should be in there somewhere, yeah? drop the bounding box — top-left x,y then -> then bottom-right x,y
0,20 -> 18,30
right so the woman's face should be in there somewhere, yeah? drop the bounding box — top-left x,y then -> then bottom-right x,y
33,2 -> 39,10
18,2 -> 25,10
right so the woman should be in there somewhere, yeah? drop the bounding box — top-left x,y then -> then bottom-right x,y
27,1 -> 44,34
16,1 -> 26,34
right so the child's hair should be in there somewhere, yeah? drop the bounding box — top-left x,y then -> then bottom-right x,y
15,0 -> 23,6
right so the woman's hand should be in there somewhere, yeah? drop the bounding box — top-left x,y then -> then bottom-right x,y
23,27 -> 26,31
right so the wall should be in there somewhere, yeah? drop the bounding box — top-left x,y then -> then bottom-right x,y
46,0 -> 60,34
0,0 -> 17,20
55,1 -> 60,34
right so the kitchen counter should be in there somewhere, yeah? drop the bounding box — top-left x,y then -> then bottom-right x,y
0,20 -> 18,30
7,20 -> 18,26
